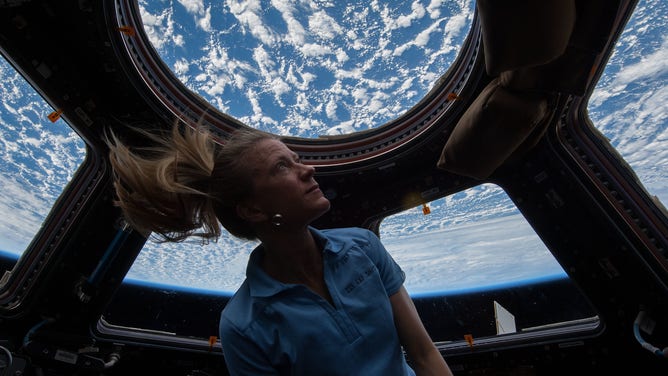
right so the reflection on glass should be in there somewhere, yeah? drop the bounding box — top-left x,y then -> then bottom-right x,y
0,57 -> 86,260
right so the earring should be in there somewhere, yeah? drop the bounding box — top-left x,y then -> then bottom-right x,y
271,213 -> 283,227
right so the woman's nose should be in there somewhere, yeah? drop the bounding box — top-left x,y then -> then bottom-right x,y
300,163 -> 315,178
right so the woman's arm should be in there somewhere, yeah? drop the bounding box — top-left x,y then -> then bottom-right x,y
390,286 -> 454,376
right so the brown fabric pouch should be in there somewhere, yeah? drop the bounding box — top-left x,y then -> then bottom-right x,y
437,79 -> 548,179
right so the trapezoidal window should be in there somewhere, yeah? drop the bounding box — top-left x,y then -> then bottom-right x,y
379,183 -> 598,343
0,56 -> 86,279
587,0 -> 667,207
102,183 -> 598,344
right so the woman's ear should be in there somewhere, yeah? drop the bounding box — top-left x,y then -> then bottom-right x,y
236,201 -> 268,224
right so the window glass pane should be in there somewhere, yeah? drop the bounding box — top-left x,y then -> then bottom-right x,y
138,1 -> 475,137
379,184 -> 595,342
0,57 -> 86,262
125,234 -> 257,294
125,183 -> 568,297
588,0 -> 668,205
112,183 -> 598,341
380,184 -> 567,295
380,184 -> 566,295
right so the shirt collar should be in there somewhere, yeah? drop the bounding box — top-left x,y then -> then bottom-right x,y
246,226 -> 343,298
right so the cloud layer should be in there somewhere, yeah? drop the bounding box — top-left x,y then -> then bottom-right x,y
0,0 -> 665,295
139,0 -> 474,137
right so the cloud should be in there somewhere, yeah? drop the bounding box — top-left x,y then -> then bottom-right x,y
325,119 -> 356,135
227,0 -> 277,46
285,66 -> 316,91
590,9 -> 668,107
388,1 -> 427,30
173,59 -> 190,75
325,99 -> 338,120
308,10 -> 343,40
1,0 -> 664,296
0,176 -> 47,253
426,0 -> 446,19
0,64 -> 86,255
141,0 -> 479,136
300,43 -> 334,58
178,0 -> 206,15
139,3 -> 182,50
392,18 -> 445,56
272,0 -> 306,46
177,0 -> 211,32
197,6 -> 212,32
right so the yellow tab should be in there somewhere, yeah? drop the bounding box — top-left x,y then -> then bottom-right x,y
208,335 -> 217,351
464,334 -> 474,348
47,109 -> 63,122
117,26 -> 136,37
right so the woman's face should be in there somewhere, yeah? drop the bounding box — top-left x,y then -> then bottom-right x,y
242,138 -> 331,227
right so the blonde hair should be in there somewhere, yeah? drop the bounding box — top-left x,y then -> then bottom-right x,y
106,122 -> 276,242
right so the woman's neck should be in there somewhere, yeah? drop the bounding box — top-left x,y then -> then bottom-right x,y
259,229 -> 334,304
260,227 -> 322,282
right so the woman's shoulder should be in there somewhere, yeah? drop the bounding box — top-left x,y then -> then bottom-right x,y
322,226 -> 373,236
220,281 -> 254,326
314,227 -> 386,259
318,226 -> 379,244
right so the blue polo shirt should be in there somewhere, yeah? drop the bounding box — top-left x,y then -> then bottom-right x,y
219,227 -> 416,376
